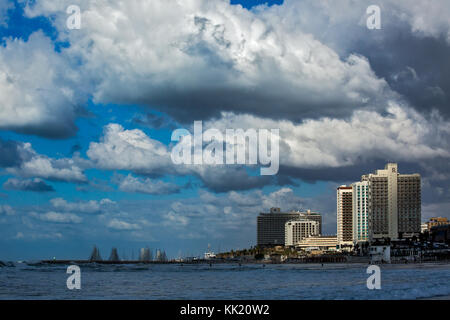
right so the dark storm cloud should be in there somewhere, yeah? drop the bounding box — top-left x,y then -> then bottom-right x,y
133,85 -> 379,125
3,178 -> 55,192
197,168 -> 274,193
198,171 -> 296,193
4,121 -> 79,140
293,2 -> 450,119
346,25 -> 450,118
277,160 -> 424,185
132,113 -> 177,130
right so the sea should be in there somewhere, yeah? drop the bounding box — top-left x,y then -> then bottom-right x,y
1,262 -> 449,300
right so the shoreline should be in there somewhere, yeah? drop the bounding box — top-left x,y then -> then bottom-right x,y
29,259 -> 450,266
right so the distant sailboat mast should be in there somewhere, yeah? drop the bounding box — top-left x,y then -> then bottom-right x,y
109,248 -> 120,262
89,245 -> 102,262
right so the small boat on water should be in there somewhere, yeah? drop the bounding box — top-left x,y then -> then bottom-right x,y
204,251 -> 216,260
204,244 -> 216,260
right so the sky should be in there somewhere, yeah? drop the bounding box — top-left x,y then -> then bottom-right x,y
0,0 -> 450,261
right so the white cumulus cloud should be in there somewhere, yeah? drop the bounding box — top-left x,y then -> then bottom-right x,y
107,218 -> 141,231
50,197 -> 115,214
31,211 -> 83,224
0,31 -> 86,138
6,141 -> 87,183
115,174 -> 181,195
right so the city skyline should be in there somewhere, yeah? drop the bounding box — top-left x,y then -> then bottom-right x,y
1,0 -> 450,261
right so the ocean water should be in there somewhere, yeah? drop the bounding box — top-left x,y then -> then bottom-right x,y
0,262 -> 449,300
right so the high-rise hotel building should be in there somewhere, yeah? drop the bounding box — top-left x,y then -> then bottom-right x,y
337,185 -> 353,246
352,181 -> 369,243
363,163 -> 421,240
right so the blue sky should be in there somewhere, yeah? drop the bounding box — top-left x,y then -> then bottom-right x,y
1,0 -> 450,260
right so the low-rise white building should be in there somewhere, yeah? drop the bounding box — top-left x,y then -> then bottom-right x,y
285,220 -> 319,247
296,235 -> 338,251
